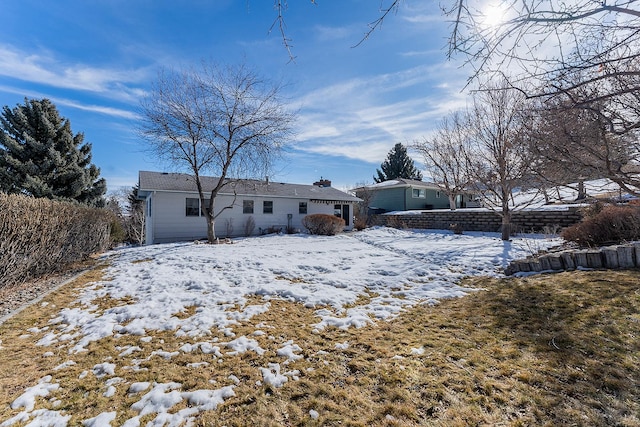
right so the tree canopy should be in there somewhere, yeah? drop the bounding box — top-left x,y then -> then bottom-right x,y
139,62 -> 295,242
444,0 -> 640,139
0,98 -> 106,206
374,142 -> 423,183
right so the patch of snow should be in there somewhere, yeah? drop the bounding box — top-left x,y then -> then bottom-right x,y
276,340 -> 303,362
181,386 -> 236,411
92,363 -> 116,378
222,336 -> 265,356
128,382 -> 150,394
123,382 -> 235,426
103,386 -> 117,398
130,382 -> 183,417
53,360 -> 76,371
1,409 -> 70,427
260,363 -> 288,388
117,345 -> 142,357
411,347 -> 425,355
2,376 -> 69,427
10,376 -> 59,411
102,378 -> 123,398
82,411 -> 116,426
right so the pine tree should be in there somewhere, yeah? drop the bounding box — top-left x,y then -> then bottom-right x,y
374,142 -> 423,183
0,98 -> 106,206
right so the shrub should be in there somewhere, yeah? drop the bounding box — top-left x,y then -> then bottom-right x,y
0,193 -> 112,288
109,215 -> 127,246
561,204 -> 640,247
260,226 -> 282,235
449,223 -> 464,235
224,218 -> 234,238
244,216 -> 256,237
386,215 -> 407,229
302,214 -> 345,236
354,216 -> 367,231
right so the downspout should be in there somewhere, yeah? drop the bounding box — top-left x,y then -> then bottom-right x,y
148,191 -> 156,245
404,187 -> 408,211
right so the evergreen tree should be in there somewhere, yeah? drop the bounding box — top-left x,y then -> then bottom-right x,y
126,184 -> 145,245
0,98 -> 106,206
127,184 -> 143,213
374,142 -> 423,183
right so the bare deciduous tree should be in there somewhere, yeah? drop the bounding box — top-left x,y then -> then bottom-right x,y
465,82 -> 537,240
527,97 -> 640,197
445,0 -> 640,106
271,0 -> 401,59
140,62 -> 296,243
443,0 -> 640,195
351,181 -> 375,229
412,111 -> 471,210
126,185 -> 145,245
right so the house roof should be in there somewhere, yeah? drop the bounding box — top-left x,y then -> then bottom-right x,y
138,171 -> 361,203
354,179 -> 442,192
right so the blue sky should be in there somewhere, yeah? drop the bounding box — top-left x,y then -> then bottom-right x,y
0,0 -> 472,193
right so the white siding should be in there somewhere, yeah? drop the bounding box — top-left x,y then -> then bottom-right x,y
146,191 -> 353,244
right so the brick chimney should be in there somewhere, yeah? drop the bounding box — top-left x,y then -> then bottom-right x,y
313,177 -> 331,187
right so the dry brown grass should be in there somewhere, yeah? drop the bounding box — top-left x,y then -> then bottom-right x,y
1,268 -> 639,426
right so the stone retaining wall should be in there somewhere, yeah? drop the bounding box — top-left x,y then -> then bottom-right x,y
505,243 -> 640,275
371,208 -> 583,233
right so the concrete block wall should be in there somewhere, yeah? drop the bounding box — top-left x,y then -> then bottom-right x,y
371,208 -> 583,234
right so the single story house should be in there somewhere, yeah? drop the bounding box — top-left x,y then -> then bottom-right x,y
137,171 -> 361,244
353,179 -> 480,213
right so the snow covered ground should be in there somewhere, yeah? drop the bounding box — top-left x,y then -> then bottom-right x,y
2,227 -> 561,426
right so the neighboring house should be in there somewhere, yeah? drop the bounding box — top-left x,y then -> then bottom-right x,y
353,179 -> 479,213
137,171 -> 361,244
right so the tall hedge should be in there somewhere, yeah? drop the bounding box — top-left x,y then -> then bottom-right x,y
0,193 -> 112,288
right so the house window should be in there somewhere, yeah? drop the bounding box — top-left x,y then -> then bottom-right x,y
186,198 -> 200,216
186,198 -> 210,217
243,200 -> 254,214
334,204 -> 342,218
412,188 -> 426,198
263,200 -> 273,214
299,202 -> 307,214
436,191 -> 441,198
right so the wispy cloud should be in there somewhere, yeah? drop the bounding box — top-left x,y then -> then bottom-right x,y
0,85 -> 141,120
0,44 -> 149,103
292,62 -> 470,164
403,13 -> 447,24
313,24 -> 358,42
56,98 -> 141,120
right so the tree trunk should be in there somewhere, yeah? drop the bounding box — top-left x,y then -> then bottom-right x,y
501,209 -> 512,241
577,180 -> 586,200
206,215 -> 216,243
448,194 -> 457,210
